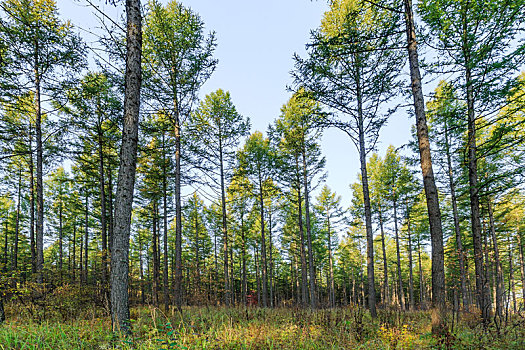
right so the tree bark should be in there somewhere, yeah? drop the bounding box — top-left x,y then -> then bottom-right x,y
34,44 -> 44,284
258,178 -> 268,307
296,159 -> 308,306
174,113 -> 182,311
443,118 -> 469,310
29,128 -> 36,274
403,0 -> 445,331
392,193 -> 405,310
84,194 -> 89,284
110,0 -> 142,334
378,205 -> 389,307
152,202 -> 159,307
218,137 -> 230,305
162,133 -> 170,310
356,76 -> 377,318
13,168 -> 21,271
488,200 -> 504,319
406,200 -> 415,311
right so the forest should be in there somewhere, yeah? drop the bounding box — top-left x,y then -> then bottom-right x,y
0,0 -> 524,349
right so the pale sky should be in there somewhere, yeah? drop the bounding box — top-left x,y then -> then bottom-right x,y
57,0 -> 414,211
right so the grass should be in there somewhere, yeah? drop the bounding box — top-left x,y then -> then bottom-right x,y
1,303 -> 525,349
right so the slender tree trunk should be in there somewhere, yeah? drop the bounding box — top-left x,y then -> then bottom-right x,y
406,201 -> 415,311
108,164 -> 114,260
269,207 -> 274,308
84,195 -> 89,283
327,215 -> 335,308
488,200 -> 504,319
302,150 -> 316,309
34,48 -> 44,285
152,202 -> 159,307
13,168 -> 21,271
508,237 -> 516,313
72,221 -> 76,283
519,234 -> 525,310
0,295 -> 4,324
392,194 -> 405,310
98,125 -> 109,289
258,179 -> 268,307
29,130 -> 36,274
378,206 -> 389,307
110,0 -> 142,333
418,238 -> 425,308
174,112 -> 183,311
218,140 -> 230,305
443,120 -> 468,310
59,199 -> 63,281
403,0 -> 445,331
3,218 -> 8,272
356,77 -> 377,317
241,214 -> 247,305
162,133 -> 169,310
296,166 -> 308,305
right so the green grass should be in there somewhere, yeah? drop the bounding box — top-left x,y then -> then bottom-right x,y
1,304 -> 524,349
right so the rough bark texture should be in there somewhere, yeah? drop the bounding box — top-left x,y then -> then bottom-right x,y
110,0 -> 142,334
403,0 -> 445,332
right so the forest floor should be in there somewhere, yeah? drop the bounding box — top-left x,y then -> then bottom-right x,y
1,303 -> 525,349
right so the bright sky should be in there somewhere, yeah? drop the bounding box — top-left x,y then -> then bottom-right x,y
57,0 -> 413,211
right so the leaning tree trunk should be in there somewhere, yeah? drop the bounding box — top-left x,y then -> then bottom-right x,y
403,0 -> 446,333
110,0 -> 142,334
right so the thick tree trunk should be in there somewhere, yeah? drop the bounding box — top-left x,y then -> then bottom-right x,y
403,0 -> 445,332
110,0 -> 142,334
